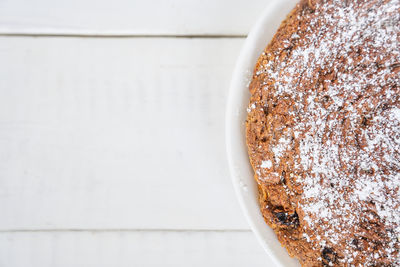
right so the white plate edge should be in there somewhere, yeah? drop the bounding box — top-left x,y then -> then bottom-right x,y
225,1 -> 300,266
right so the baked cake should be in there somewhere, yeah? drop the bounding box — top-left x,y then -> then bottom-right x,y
246,0 -> 400,266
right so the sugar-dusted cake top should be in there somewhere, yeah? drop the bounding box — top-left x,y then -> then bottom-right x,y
246,0 -> 400,265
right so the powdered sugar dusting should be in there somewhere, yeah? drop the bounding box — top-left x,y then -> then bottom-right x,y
250,0 -> 400,265
261,160 -> 273,169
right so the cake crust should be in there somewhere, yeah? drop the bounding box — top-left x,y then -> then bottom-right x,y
246,0 -> 400,266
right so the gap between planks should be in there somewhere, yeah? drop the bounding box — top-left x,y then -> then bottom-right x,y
0,229 -> 251,233
0,33 -> 246,39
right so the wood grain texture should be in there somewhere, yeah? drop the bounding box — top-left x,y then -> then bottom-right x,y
0,230 -> 275,266
0,0 -> 267,36
0,0 -> 276,261
0,36 -> 250,230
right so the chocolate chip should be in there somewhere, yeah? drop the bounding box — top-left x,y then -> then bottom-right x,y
322,247 -> 337,265
275,212 -> 287,222
361,116 -> 370,127
381,103 -> 389,111
366,168 -> 375,175
283,45 -> 294,53
273,211 -> 299,227
281,171 -> 286,184
263,105 -> 269,116
322,95 -> 330,102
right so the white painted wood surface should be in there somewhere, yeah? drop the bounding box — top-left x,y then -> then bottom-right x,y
0,0 -> 280,266
0,0 -> 266,36
0,37 -> 249,230
0,230 -> 270,267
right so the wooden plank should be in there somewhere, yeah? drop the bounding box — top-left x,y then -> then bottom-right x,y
0,230 -> 274,267
0,36 -> 250,230
0,0 -> 267,36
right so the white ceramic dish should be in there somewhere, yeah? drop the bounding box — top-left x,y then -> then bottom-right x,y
226,1 -> 300,266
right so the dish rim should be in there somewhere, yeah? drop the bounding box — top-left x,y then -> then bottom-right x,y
225,1 -> 300,266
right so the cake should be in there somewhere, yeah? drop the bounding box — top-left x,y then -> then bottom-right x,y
246,0 -> 400,266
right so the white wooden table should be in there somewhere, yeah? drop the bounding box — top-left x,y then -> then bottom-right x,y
0,0 -> 277,266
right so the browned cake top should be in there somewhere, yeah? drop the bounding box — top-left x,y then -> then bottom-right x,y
246,0 -> 400,265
